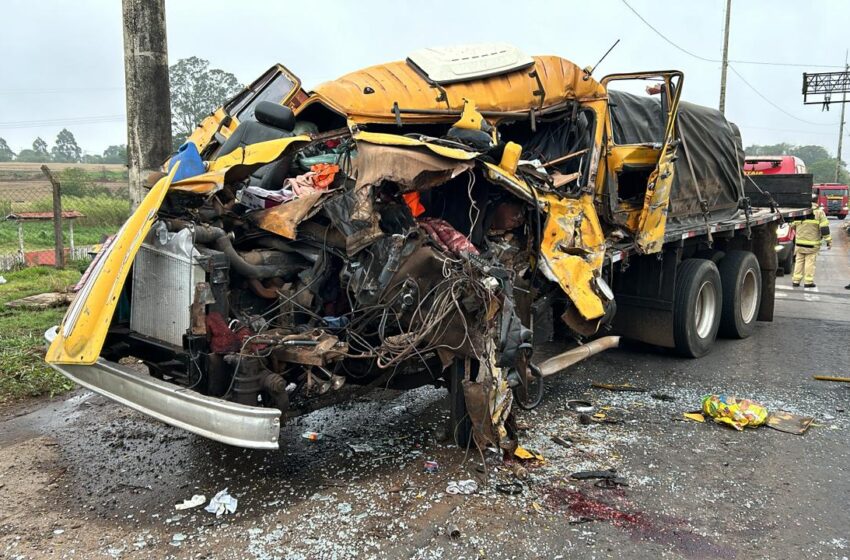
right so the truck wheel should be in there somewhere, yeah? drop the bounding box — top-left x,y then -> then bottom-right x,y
448,359 -> 473,449
673,259 -> 722,358
717,251 -> 762,339
782,242 -> 795,275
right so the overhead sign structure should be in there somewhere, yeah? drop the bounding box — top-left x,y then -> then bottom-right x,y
802,70 -> 850,108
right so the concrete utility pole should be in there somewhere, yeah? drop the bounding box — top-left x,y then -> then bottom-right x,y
718,0 -> 732,115
122,0 -> 172,209
836,51 -> 848,183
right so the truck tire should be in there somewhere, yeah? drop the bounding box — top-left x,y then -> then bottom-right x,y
448,359 -> 473,449
717,251 -> 762,339
673,259 -> 722,358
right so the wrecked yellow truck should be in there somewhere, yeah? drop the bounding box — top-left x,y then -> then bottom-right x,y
45,45 -> 810,450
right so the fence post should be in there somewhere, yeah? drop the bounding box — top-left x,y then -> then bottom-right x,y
41,165 -> 64,269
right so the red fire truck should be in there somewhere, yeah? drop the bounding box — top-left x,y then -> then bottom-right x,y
814,183 -> 849,219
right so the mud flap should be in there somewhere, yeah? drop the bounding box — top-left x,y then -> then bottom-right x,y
751,224 -> 777,321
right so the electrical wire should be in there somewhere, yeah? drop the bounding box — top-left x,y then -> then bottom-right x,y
618,0 -> 840,127
728,65 -> 839,126
619,0 -> 844,69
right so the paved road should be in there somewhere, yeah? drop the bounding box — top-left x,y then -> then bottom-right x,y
1,222 -> 848,559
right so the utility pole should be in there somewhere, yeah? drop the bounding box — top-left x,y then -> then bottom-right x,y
718,0 -> 732,115
835,51 -> 848,182
122,0 -> 172,209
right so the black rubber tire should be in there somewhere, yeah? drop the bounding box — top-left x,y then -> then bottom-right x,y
717,251 -> 762,339
673,259 -> 722,358
782,242 -> 795,275
448,359 -> 473,449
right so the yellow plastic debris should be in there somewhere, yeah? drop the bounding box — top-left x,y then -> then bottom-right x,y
683,412 -> 706,423
701,394 -> 768,431
531,502 -> 545,514
514,446 -> 544,461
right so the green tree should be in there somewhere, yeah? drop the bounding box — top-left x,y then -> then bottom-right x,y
0,137 -> 15,162
808,158 -> 850,184
170,56 -> 241,146
33,137 -> 49,157
51,128 -> 82,163
789,145 -> 831,166
102,144 -> 127,164
15,138 -> 51,162
744,143 -> 793,157
82,153 -> 104,164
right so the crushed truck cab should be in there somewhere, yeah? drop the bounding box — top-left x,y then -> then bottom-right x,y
47,44 -> 810,449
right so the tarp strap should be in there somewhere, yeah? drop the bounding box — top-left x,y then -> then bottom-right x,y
678,124 -> 713,245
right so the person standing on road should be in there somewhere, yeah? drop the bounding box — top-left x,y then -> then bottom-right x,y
791,204 -> 831,288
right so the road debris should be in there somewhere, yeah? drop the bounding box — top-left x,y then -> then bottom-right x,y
570,469 -> 619,481
511,464 -> 529,480
813,375 -> 850,383
446,480 -> 479,495
205,489 -> 237,517
591,382 -> 646,392
495,482 -> 524,495
551,435 -> 573,448
766,411 -> 815,435
568,400 -> 594,413
683,411 -> 706,423
514,446 -> 544,461
174,494 -> 206,510
651,393 -> 676,401
301,431 -> 323,442
423,460 -> 439,473
170,533 -> 186,547
701,394 -> 768,430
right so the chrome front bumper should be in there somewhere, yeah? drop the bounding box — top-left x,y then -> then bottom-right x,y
46,330 -> 281,449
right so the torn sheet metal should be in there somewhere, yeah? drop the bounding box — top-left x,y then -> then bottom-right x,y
353,141 -> 474,192
169,170 -> 226,195
635,148 -> 676,254
538,194 -> 607,322
354,131 -> 481,160
251,191 -> 326,239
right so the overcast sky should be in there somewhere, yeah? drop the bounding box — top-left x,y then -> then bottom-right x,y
1,0 -> 847,156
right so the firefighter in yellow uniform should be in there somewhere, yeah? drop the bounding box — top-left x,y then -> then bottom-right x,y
791,204 -> 831,288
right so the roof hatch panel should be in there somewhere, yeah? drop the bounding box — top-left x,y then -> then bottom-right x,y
406,43 -> 534,85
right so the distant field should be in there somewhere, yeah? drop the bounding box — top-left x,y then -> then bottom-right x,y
0,162 -> 130,257
0,162 -> 128,209
0,162 -> 126,173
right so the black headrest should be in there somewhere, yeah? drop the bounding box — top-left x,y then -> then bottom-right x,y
254,101 -> 295,131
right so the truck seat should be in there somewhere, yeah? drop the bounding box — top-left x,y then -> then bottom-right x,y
218,101 -> 296,158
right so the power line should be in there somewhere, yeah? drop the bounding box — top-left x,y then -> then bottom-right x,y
737,124 -> 845,136
620,0 -> 716,62
728,65 -> 837,126
619,0 -> 843,69
619,0 -> 839,126
0,86 -> 124,95
0,114 -> 125,130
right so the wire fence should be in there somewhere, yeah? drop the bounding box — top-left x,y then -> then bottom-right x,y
0,162 -> 130,271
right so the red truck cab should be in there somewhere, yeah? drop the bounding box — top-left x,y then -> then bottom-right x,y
744,156 -> 809,274
814,183 -> 849,219
744,155 -> 807,176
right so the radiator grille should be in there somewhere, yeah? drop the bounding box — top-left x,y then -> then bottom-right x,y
130,243 -> 200,346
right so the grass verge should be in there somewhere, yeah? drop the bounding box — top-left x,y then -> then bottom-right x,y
0,265 -> 83,405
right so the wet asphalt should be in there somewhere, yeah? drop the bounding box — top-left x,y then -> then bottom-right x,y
1,221 -> 849,560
